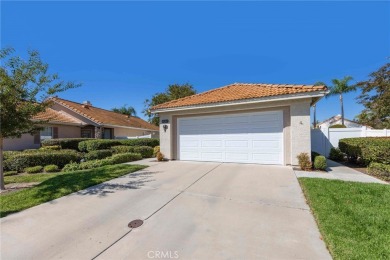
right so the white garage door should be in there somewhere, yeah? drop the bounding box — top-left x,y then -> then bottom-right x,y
177,110 -> 284,165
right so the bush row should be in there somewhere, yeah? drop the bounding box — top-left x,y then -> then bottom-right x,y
63,153 -> 142,172
339,137 -> 390,165
42,138 -> 92,151
4,150 -> 81,172
78,138 -> 159,152
84,150 -> 113,161
111,146 -> 153,158
367,163 -> 390,182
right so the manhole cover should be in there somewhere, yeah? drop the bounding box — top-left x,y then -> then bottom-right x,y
128,219 -> 143,229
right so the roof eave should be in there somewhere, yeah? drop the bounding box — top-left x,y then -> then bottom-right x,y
102,124 -> 159,132
151,91 -> 328,113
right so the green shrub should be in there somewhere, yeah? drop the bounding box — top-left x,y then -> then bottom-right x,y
120,138 -> 159,148
62,153 -> 142,172
297,153 -> 312,171
339,137 -> 390,165
133,146 -> 153,158
153,146 -> 160,157
25,166 -> 43,174
112,145 -> 135,154
329,124 -> 347,128
329,147 -> 344,161
62,162 -> 81,172
84,150 -> 113,161
42,138 -> 91,150
110,153 -> 142,164
44,165 -> 60,173
23,149 -> 42,153
367,163 -> 390,181
79,138 -> 160,152
4,171 -> 18,176
4,150 -> 81,172
40,145 -> 61,151
3,151 -> 22,160
314,156 -> 327,171
78,140 -> 122,152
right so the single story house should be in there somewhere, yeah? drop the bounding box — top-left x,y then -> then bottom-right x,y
4,97 -> 159,151
151,83 -> 328,165
318,114 -> 372,129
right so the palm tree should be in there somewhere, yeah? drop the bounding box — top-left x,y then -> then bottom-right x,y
112,105 -> 137,117
326,76 -> 355,126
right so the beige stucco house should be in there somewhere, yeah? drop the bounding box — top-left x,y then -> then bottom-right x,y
4,97 -> 159,151
151,83 -> 327,165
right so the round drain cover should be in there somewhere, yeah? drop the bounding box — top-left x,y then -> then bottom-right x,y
128,219 -> 143,229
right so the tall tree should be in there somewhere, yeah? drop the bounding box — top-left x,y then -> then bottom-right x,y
0,48 -> 79,190
326,76 -> 355,126
144,83 -> 196,126
355,63 -> 390,129
112,105 -> 137,117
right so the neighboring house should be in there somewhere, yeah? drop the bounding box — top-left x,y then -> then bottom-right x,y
151,83 -> 328,166
4,97 -> 159,151
318,114 -> 371,129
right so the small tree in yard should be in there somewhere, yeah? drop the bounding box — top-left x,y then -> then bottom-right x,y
0,48 -> 79,190
143,83 -> 196,126
355,62 -> 390,129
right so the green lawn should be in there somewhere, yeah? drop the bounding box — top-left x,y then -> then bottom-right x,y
4,173 -> 59,185
299,178 -> 390,259
1,164 -> 147,218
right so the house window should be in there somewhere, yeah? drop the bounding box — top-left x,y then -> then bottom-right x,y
40,127 -> 53,140
40,127 -> 58,140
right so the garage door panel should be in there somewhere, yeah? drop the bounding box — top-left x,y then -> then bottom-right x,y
201,140 -> 223,147
178,110 -> 284,165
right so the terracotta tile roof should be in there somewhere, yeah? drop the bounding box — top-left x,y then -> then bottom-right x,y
51,97 -> 159,131
34,108 -> 83,125
152,83 -> 327,110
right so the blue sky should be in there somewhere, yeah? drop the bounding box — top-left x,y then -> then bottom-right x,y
2,1 -> 389,122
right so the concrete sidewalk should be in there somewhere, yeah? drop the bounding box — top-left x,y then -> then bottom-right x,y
295,159 -> 387,184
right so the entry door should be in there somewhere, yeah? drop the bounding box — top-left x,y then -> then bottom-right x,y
177,110 -> 284,165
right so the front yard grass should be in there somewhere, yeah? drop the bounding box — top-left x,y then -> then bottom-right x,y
299,178 -> 390,259
0,164 -> 147,218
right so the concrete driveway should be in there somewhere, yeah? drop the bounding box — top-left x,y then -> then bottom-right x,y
1,161 -> 331,260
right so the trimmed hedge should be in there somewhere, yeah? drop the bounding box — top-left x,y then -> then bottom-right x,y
339,137 -> 390,165
367,163 -> 390,181
78,140 -> 122,152
25,166 -> 43,174
78,138 -> 160,152
3,151 -> 21,160
40,145 -> 61,151
314,156 -> 327,170
42,138 -> 92,151
62,152 -> 142,172
329,147 -> 344,161
4,150 -> 81,172
44,165 -> 60,173
84,150 -> 113,161
4,171 -> 18,176
111,146 -> 153,158
111,145 -> 134,154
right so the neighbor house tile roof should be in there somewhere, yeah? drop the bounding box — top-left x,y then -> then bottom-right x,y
152,83 -> 327,110
34,108 -> 83,125
51,97 -> 159,131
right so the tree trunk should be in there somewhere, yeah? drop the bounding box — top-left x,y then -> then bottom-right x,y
340,94 -> 345,126
0,137 -> 5,191
313,104 -> 317,128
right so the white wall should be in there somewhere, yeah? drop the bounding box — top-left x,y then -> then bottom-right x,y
312,127 -> 389,156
